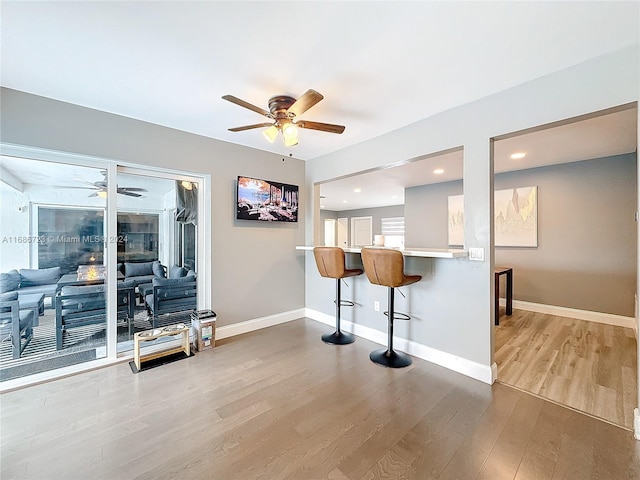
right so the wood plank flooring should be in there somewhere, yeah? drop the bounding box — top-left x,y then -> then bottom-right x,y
494,308 -> 638,430
2,318 -> 639,479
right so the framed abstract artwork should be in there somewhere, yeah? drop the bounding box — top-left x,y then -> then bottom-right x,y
448,186 -> 538,247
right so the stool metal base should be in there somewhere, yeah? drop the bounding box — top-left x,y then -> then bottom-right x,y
369,348 -> 412,368
322,331 -> 355,345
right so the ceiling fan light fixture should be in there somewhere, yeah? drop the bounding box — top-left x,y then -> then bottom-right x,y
97,190 -> 108,199
284,135 -> 299,147
263,125 -> 279,143
282,122 -> 298,140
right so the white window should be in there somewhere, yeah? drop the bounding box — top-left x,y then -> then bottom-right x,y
381,217 -> 405,248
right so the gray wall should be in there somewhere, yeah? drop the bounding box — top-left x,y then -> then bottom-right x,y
406,155 -> 637,317
303,46 -> 638,370
336,205 -> 405,238
405,180 -> 463,248
0,87 -> 306,327
318,205 -> 404,245
319,209 -> 338,224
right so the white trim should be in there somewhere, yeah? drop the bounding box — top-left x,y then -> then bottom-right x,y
635,408 -> 640,440
491,362 -> 498,384
499,298 -> 635,329
0,355 -> 128,394
305,308 -> 495,385
216,309 -> 305,340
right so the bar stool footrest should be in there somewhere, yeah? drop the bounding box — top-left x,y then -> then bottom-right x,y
370,348 -> 412,368
383,311 -> 411,321
334,300 -> 355,307
322,331 -> 355,345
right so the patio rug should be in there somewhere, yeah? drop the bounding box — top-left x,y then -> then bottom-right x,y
0,350 -> 96,381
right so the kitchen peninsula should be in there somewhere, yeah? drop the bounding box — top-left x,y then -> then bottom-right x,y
299,243 -> 497,383
295,245 -> 467,259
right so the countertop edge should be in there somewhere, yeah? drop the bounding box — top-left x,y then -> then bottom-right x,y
295,246 -> 468,259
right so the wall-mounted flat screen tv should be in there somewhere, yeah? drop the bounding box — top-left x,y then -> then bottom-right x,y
237,176 -> 299,222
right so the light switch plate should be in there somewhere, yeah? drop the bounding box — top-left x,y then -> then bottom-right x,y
469,247 -> 484,261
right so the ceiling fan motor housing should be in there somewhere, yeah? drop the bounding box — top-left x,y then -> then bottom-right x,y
268,95 -> 297,124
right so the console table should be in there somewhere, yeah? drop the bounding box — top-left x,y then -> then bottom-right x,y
494,267 -> 513,325
133,324 -> 190,371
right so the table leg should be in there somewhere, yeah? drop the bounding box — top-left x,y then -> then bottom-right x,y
134,336 -> 141,371
494,272 -> 500,326
182,329 -> 190,357
506,269 -> 513,316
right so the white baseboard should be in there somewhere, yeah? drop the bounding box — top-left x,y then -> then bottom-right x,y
216,308 -> 305,340
499,298 -> 635,330
305,308 -> 495,385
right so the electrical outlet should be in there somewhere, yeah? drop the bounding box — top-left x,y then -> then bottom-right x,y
374,301 -> 380,312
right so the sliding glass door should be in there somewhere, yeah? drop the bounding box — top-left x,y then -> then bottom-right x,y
115,170 -> 200,354
0,157 -> 109,380
1,148 -> 206,384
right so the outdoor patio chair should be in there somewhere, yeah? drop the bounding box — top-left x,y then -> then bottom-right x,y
0,294 -> 35,359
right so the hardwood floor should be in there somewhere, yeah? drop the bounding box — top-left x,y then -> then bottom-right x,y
2,318 -> 639,479
495,308 -> 638,430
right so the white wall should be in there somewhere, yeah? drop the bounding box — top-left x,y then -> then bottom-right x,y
0,185 -> 30,271
0,178 -> 175,271
304,46 -> 639,379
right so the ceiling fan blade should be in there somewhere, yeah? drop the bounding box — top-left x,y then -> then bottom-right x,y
287,89 -> 323,117
118,190 -> 143,197
117,187 -> 147,192
222,95 -> 272,118
88,192 -> 99,197
296,120 -> 345,134
228,123 -> 274,132
71,178 -> 102,187
53,185 -> 98,190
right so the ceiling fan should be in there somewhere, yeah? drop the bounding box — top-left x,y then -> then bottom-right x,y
222,89 -> 345,146
55,171 -> 147,198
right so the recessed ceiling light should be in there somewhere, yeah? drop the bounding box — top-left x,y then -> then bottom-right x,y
320,205 -> 325,209
392,195 -> 398,199
510,152 -> 526,159
354,188 -> 361,193
342,200 -> 348,204
433,168 -> 444,174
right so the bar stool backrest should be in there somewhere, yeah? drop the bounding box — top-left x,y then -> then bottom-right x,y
361,248 -> 420,288
313,247 -> 346,279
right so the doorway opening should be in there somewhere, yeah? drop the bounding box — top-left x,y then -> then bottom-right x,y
491,103 -> 638,430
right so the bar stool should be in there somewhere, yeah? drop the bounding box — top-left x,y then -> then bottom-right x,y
313,247 -> 363,345
361,248 -> 421,368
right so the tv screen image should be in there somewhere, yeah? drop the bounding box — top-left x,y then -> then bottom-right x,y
237,176 -> 299,222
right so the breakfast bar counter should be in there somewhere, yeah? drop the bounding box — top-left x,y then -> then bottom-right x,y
295,245 -> 467,259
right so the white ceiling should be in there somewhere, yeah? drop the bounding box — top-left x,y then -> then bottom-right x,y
0,156 -> 176,196
1,1 -> 638,163
320,107 -> 637,210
